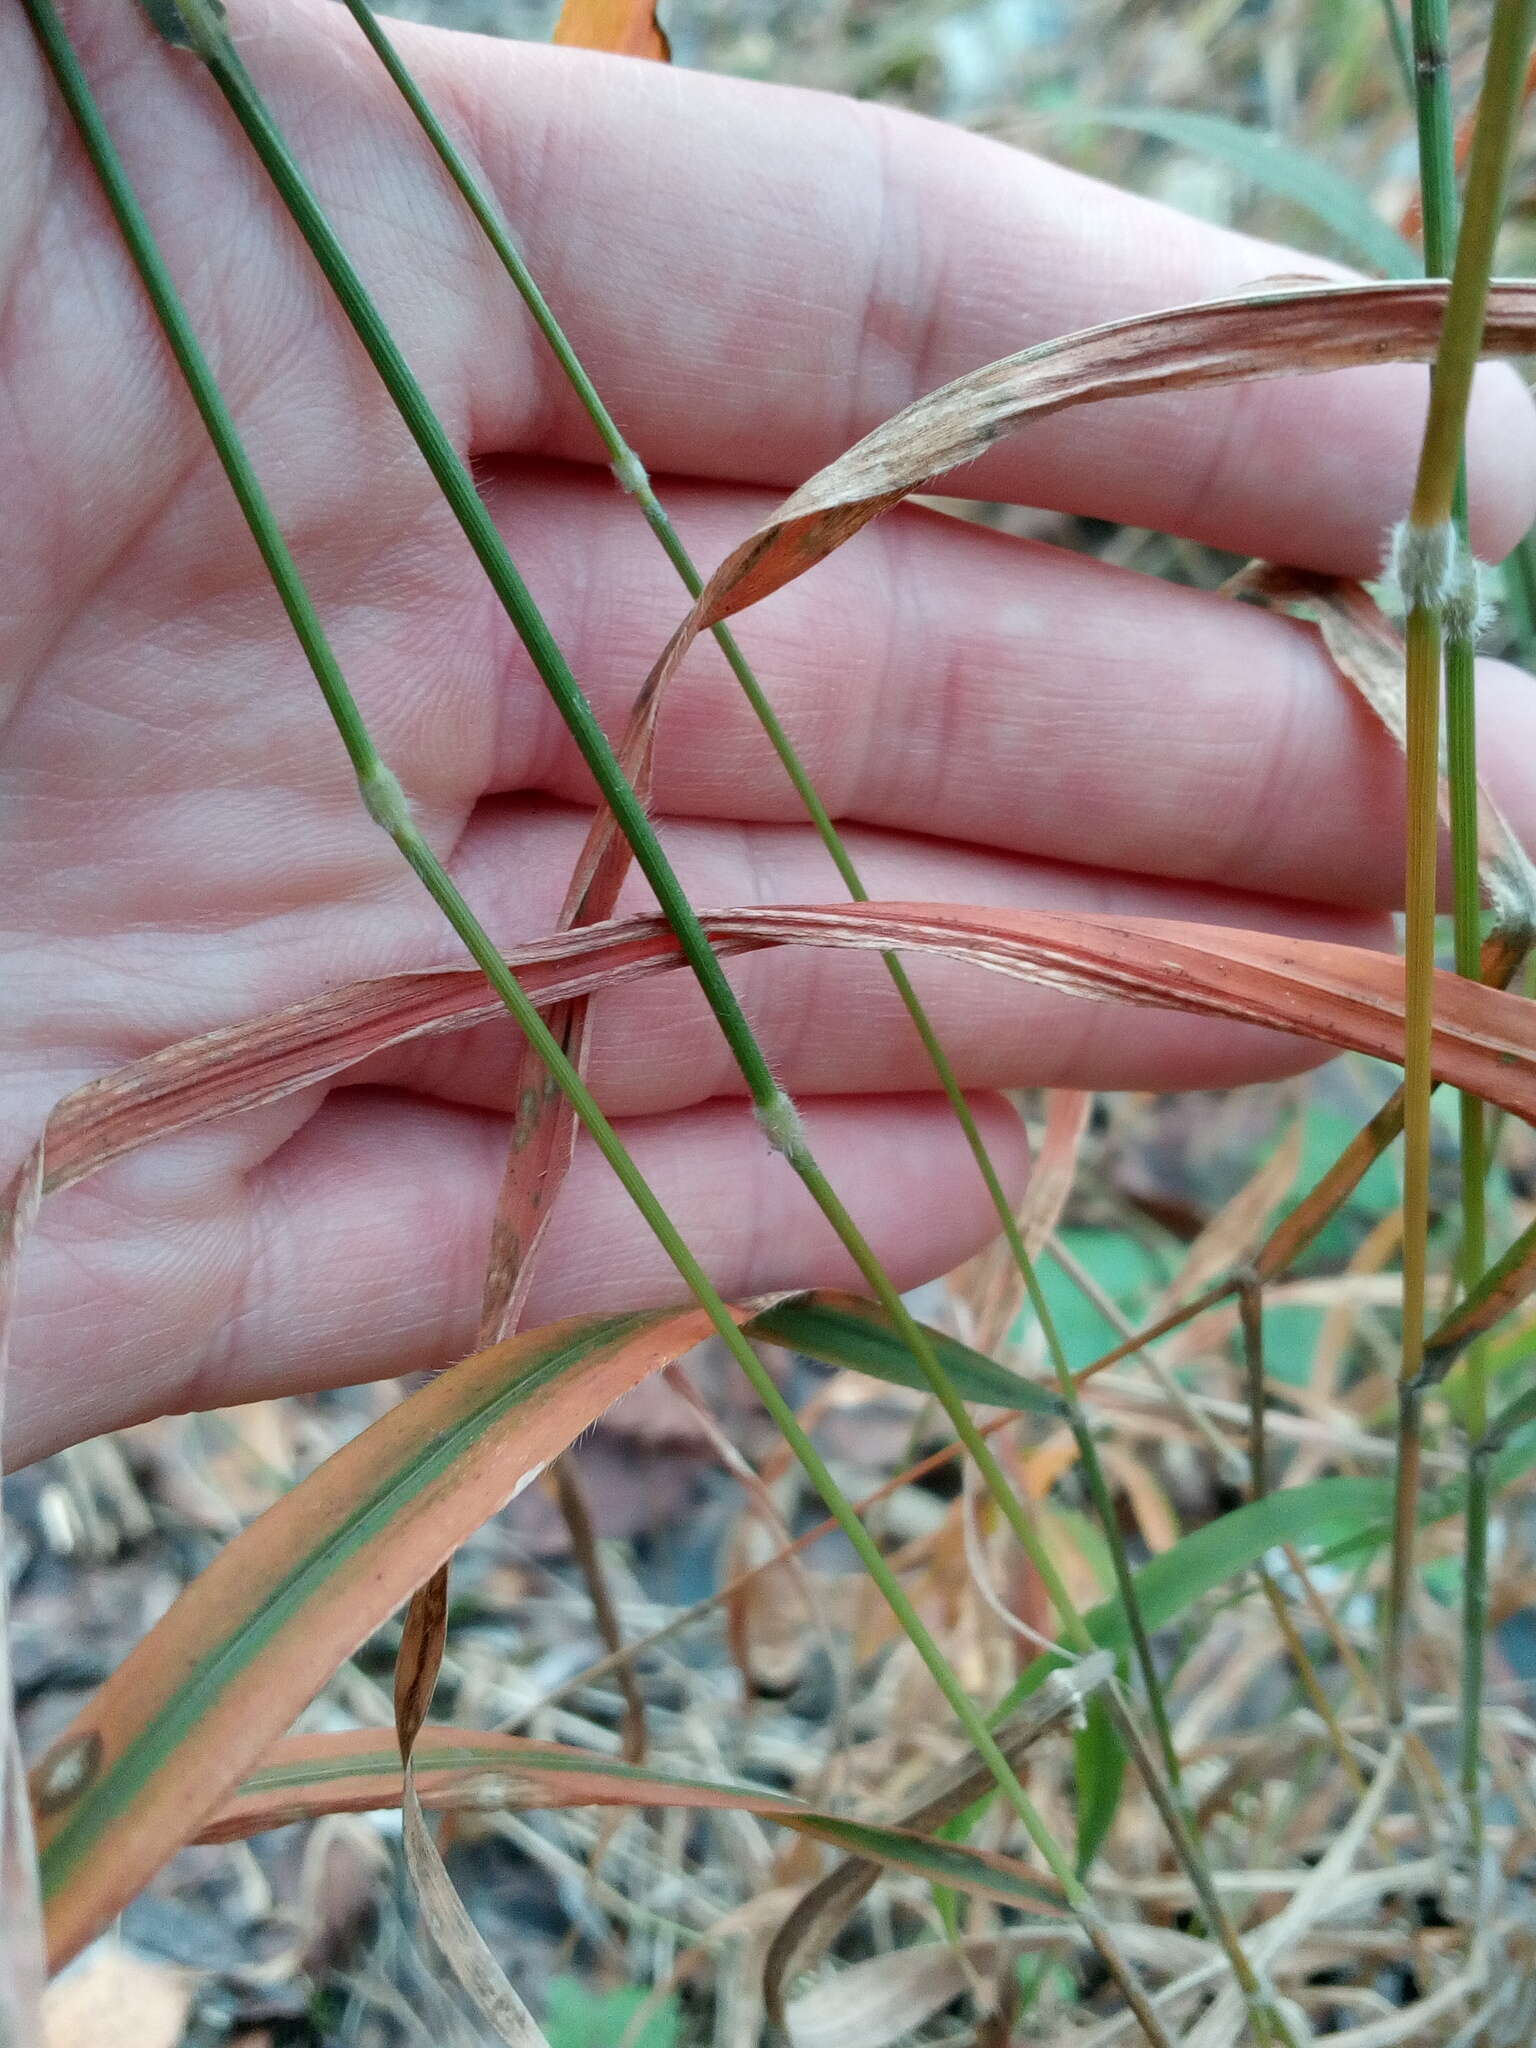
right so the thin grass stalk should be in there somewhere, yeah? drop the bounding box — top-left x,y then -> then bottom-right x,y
332,0 -> 1055,1382
337,0 -> 1198,1827
548,1457 -> 647,1764
30,12 -> 1172,2024
150,0 -> 1141,1698
1097,1689 -> 1299,2046
1382,0 -> 1419,101
1386,0 -> 1536,1727
1411,0 -> 1460,275
1409,0 -> 1496,1851
1234,1278 -> 1377,1823
1385,599 -> 1441,1721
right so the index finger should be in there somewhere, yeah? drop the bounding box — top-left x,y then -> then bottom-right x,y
397,25 -> 1536,572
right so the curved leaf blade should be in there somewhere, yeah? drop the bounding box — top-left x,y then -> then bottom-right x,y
21,901 -> 1536,1224
200,1726 -> 1069,1917
31,1305 -> 716,1967
630,279 -> 1536,702
751,1290 -> 1066,1416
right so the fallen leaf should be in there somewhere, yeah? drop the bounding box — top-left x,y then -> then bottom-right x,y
551,0 -> 669,60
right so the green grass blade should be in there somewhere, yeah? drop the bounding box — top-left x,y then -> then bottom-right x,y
993,1476 -> 1394,1720
1483,1381 -> 1536,1450
1044,105 -> 1418,275
29,1307 -> 714,1964
749,1292 -> 1067,1418
1072,1694 -> 1127,1877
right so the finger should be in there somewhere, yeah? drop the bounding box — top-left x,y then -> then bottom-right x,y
361,799 -> 1392,1116
383,14 -> 1536,570
472,469 -> 1536,909
9,1088 -> 1027,1461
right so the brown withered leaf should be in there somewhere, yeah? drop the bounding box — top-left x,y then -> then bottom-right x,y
561,279 -> 1536,929
957,1089 -> 1095,1358
394,1555 -> 550,2045
476,521 -> 669,1350
626,281 -> 1536,740
12,899 -> 1536,1390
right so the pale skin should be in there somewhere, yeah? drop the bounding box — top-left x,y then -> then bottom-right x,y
6,0 -> 1536,1469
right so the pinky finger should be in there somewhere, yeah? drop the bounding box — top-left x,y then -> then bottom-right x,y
11,1086 -> 1029,1460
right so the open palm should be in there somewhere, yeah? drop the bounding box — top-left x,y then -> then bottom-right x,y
6,0 -> 1536,1467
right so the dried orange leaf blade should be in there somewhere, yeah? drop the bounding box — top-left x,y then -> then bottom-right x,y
199,1727 -> 1070,1917
17,904 -> 1536,1243
636,280 -> 1536,714
551,0 -> 669,59
477,757 -> 646,1343
23,928 -> 767,1204
31,1304 -> 717,1968
556,280 -> 1536,961
477,1016 -> 585,1347
695,905 -> 1536,1121
477,631 -> 673,1342
199,1727 -> 813,1841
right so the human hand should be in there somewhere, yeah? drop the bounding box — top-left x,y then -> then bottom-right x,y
6,0 -> 1536,1466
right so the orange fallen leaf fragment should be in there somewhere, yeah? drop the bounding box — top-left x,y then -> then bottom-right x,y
551,0 -> 669,60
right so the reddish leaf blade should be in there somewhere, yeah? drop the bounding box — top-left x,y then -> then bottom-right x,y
31,1305 -> 718,1968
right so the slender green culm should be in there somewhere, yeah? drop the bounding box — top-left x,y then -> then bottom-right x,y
144,0 -> 1145,1695
1408,0 -> 1536,539
1408,0 -> 1495,1860
195,0 -> 1228,1966
24,9 -> 1183,2029
1410,0 -> 1460,278
1382,0 -> 1419,101
336,0 -> 1197,1833
1386,0 -> 1536,1724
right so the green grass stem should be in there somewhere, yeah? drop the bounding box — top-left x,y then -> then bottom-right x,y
1408,0 -> 1496,1854
1388,0 -> 1536,1724
334,0 -> 1198,1827
146,0 -> 1144,1693
30,5 -> 1177,2023
1381,0 -> 1418,101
